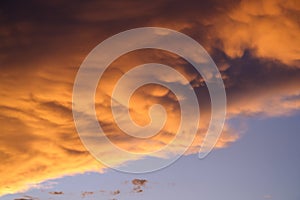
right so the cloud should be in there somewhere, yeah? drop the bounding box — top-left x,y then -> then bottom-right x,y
13,195 -> 39,200
14,199 -> 34,200
146,0 -> 300,66
49,191 -> 64,195
111,190 -> 120,196
131,179 -> 148,193
81,191 -> 94,198
132,179 -> 148,187
214,0 -> 300,65
0,0 -> 300,197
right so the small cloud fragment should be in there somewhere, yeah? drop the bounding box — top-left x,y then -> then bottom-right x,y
14,195 -> 39,200
111,189 -> 120,195
132,179 -> 147,186
81,191 -> 94,198
14,199 -> 32,200
134,188 -> 143,193
49,191 -> 64,195
131,179 -> 148,193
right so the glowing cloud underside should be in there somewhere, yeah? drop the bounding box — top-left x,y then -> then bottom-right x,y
0,0 -> 299,196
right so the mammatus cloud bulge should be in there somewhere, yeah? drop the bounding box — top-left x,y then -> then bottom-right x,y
0,49 -> 232,196
0,0 -> 300,196
149,0 -> 300,65
215,0 -> 300,65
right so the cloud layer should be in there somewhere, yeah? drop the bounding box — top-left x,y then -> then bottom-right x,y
0,0 -> 299,196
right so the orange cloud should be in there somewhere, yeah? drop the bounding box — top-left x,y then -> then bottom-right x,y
0,0 -> 300,197
214,0 -> 300,65
0,49 -> 233,196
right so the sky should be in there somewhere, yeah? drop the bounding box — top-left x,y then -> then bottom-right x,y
0,0 -> 300,200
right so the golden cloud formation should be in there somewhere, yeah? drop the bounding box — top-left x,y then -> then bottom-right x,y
0,0 -> 300,197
